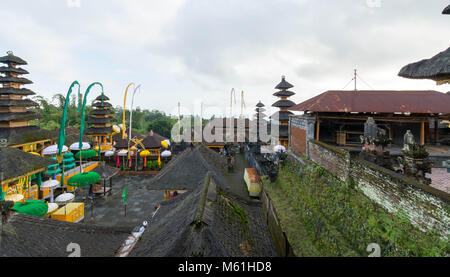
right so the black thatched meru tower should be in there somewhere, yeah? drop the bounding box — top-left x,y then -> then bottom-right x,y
86,94 -> 115,151
254,101 -> 267,142
271,76 -> 295,148
0,51 -> 40,142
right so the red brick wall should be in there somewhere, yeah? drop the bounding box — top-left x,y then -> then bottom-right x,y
290,126 -> 307,155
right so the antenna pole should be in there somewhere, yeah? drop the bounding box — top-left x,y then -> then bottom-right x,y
354,69 -> 357,91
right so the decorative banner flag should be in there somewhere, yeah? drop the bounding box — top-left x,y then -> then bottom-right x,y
116,156 -> 120,168
158,154 -> 161,167
122,185 -> 127,204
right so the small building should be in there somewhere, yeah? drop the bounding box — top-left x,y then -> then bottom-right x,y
288,90 -> 450,155
0,147 -> 55,202
0,51 -> 51,152
271,76 -> 296,148
137,130 -> 168,158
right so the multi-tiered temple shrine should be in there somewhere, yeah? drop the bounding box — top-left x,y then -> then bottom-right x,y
271,76 -> 296,147
0,51 -> 51,151
86,94 -> 115,152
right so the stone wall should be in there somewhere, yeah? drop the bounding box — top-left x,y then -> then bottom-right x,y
289,115 -> 315,156
305,140 -> 450,240
308,140 -> 350,182
261,189 -> 296,257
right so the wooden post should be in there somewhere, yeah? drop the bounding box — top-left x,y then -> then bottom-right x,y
420,121 -> 425,145
316,115 -> 320,141
435,118 -> 439,144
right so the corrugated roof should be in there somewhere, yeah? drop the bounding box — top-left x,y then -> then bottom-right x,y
289,90 -> 450,114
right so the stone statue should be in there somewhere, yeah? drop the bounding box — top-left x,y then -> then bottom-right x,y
403,130 -> 415,151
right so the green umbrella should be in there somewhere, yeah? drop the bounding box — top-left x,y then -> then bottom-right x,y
67,172 -> 101,187
12,200 -> 48,217
75,149 -> 98,159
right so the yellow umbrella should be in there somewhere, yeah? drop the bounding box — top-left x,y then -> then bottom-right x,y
140,150 -> 151,167
29,152 -> 41,156
161,141 -> 169,149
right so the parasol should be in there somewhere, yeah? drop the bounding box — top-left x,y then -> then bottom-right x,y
12,200 -> 48,217
55,193 -> 75,205
67,172 -> 101,187
161,141 -> 169,149
105,150 -> 115,157
43,144 -> 68,156
274,145 -> 286,153
70,142 -> 91,151
118,150 -> 128,156
75,149 -> 98,159
161,150 -> 172,158
40,179 -> 60,203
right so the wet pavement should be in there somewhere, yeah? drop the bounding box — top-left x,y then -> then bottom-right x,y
73,175 -> 164,229
224,152 -> 252,200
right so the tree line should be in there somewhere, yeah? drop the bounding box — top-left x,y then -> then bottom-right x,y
30,93 -> 179,139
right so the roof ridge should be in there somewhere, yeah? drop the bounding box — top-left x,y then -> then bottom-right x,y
192,172 -> 212,226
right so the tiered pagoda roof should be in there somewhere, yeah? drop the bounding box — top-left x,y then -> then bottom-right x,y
85,94 -> 114,136
0,51 -> 41,145
271,76 -> 296,145
254,101 -> 267,119
443,4 -> 450,14
271,76 -> 296,120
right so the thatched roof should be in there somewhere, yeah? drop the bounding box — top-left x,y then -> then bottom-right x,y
0,111 -> 40,122
145,145 -> 228,191
92,102 -> 112,108
90,109 -> 114,116
137,132 -> 167,149
0,99 -> 38,107
0,126 -> 52,146
91,164 -> 119,180
85,127 -> 113,135
275,76 -> 294,90
443,4 -> 450,14
0,147 -> 55,182
256,101 -> 265,108
0,66 -> 29,75
95,95 -> 110,101
272,99 -> 296,108
273,90 -> 295,97
87,117 -> 113,124
0,87 -> 36,96
0,76 -> 33,85
398,47 -> 450,81
132,169 -> 277,257
0,213 -> 129,257
0,52 -> 27,65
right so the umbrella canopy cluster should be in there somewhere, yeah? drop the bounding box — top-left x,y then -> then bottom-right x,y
67,172 -> 101,187
43,144 -> 68,156
12,200 -> 48,217
70,142 -> 91,151
75,149 -> 98,159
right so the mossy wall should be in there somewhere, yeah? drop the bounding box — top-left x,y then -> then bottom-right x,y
307,140 -> 450,240
264,156 -> 449,256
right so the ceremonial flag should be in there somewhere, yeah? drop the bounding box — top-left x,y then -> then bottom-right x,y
122,185 -> 127,204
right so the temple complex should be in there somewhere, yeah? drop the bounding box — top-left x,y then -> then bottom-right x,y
271,76 -> 296,148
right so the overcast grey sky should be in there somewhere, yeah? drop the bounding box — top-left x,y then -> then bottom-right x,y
1,0 -> 449,118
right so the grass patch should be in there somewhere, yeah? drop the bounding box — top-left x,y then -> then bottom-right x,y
264,156 -> 449,257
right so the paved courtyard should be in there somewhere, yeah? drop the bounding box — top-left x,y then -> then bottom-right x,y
426,168 -> 450,194
73,175 -> 164,229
